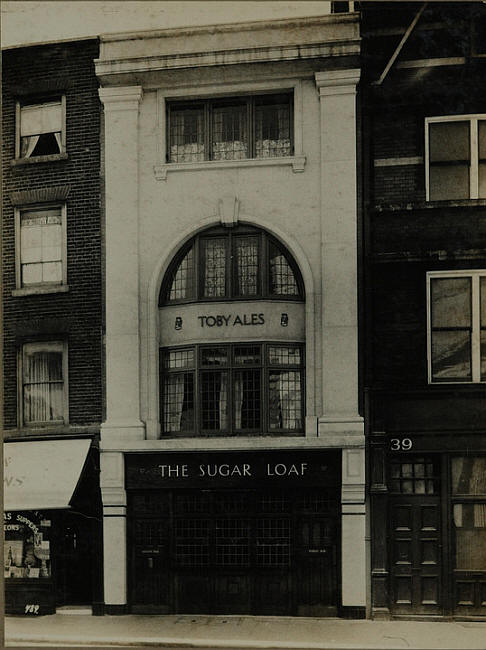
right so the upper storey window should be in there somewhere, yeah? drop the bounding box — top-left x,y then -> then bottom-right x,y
426,116 -> 486,201
427,271 -> 486,383
167,93 -> 293,163
160,226 -> 304,305
17,98 -> 65,159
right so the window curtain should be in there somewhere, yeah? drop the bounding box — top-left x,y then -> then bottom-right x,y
170,109 -> 204,162
277,371 -> 299,430
23,347 -> 63,423
218,373 -> 228,430
20,135 -> 40,158
234,375 -> 243,429
166,375 -> 185,431
212,106 -> 247,160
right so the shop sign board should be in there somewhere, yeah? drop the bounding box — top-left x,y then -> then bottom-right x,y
125,450 -> 340,489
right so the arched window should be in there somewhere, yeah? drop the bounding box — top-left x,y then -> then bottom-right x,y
159,225 -> 304,305
159,226 -> 305,437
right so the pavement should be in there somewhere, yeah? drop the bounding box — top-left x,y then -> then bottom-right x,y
4,614 -> 486,649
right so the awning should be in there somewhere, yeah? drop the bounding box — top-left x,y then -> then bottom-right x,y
4,438 -> 91,511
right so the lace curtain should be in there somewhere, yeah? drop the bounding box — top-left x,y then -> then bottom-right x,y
23,345 -> 63,423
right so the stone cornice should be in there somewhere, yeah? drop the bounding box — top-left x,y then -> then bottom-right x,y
100,13 -> 359,44
95,13 -> 360,80
96,42 -> 360,78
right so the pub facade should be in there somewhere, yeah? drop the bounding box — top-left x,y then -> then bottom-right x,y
96,12 -> 366,617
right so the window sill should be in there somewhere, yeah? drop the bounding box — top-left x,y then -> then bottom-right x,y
12,285 -> 69,297
11,152 -> 68,167
154,155 -> 306,180
374,199 -> 486,212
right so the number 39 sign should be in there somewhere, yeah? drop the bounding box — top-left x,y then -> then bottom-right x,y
390,438 -> 413,451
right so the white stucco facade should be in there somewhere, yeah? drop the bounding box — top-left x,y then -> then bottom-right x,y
96,13 -> 366,616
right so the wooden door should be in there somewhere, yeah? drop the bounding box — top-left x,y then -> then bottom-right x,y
389,497 -> 442,615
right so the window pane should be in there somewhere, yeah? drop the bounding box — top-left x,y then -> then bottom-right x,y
234,346 -> 261,365
21,209 -> 62,286
201,371 -> 228,430
480,121 -> 486,197
168,246 -> 194,301
22,263 -> 43,285
479,120 -> 486,159
234,369 -> 261,430
255,96 -> 291,158
42,262 -> 62,283
269,370 -> 302,431
268,345 -> 302,366
169,107 -> 204,162
429,121 -> 470,162
163,373 -> 194,432
211,103 -> 247,160
164,348 -> 194,369
453,503 -> 486,571
201,347 -> 228,366
481,330 -> 486,382
452,457 -> 486,495
480,163 -> 486,199
431,330 -> 471,381
235,237 -> 258,296
269,242 -> 299,296
431,278 -> 471,328
202,239 -> 226,298
429,164 -> 470,200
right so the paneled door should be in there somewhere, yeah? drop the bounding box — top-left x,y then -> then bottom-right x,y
388,456 -> 442,615
389,497 -> 442,615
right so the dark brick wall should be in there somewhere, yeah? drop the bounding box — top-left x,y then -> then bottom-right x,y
362,3 -> 486,424
2,40 -> 102,432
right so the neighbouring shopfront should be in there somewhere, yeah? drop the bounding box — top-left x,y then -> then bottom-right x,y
4,438 -> 103,615
370,432 -> 486,619
125,450 -> 341,616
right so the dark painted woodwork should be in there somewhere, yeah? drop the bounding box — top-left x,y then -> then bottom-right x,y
389,497 -> 442,615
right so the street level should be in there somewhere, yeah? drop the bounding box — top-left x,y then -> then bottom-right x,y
4,614 -> 486,649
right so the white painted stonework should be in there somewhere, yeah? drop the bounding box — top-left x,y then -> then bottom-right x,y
97,13 -> 366,615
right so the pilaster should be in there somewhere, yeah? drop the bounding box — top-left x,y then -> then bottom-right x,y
99,86 -> 145,441
315,69 -> 362,436
100,451 -> 127,608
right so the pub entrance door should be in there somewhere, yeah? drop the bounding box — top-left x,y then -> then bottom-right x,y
388,456 -> 443,616
128,488 -> 339,616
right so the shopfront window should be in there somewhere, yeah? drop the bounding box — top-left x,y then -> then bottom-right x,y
452,457 -> 486,572
4,512 -> 51,579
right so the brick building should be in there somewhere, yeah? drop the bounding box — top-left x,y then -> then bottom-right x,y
2,39 -> 103,614
361,2 -> 486,619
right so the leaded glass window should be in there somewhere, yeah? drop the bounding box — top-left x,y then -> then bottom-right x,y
160,343 -> 304,436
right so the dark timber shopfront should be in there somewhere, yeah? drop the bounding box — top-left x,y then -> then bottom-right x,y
125,450 -> 341,616
370,430 -> 486,619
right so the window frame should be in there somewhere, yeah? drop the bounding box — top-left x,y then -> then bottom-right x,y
14,203 -> 68,292
15,95 -> 66,161
425,114 -> 486,201
160,226 -> 304,306
160,342 -> 305,437
426,270 -> 486,384
18,340 -> 69,428
166,92 -> 294,164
